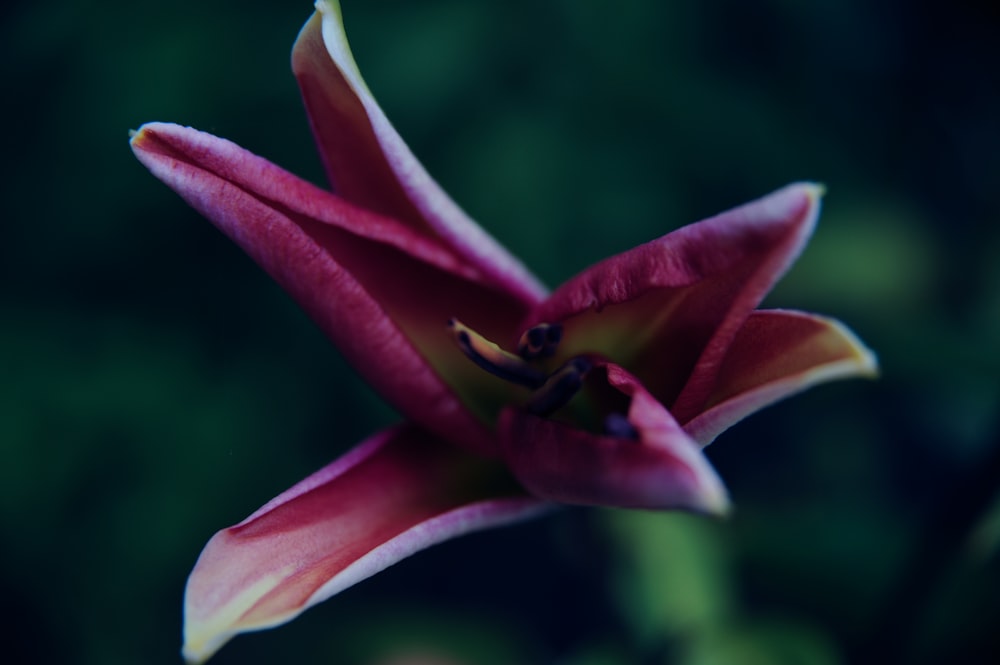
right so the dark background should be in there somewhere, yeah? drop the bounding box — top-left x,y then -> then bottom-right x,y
2,1 -> 998,663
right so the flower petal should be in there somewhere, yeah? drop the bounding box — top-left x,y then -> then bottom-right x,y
182,425 -> 546,664
682,309 -> 878,445
291,0 -> 546,304
497,363 -> 729,514
130,122 -> 530,453
522,183 -> 822,421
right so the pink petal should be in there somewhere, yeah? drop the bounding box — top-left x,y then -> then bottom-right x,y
291,1 -> 546,304
182,425 -> 546,664
522,183 -> 822,422
682,309 -> 878,445
497,363 -> 729,513
130,122 -> 530,454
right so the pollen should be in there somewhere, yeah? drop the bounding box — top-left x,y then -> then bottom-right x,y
517,323 -> 563,359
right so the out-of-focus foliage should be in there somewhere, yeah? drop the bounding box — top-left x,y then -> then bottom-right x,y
2,1 -> 998,664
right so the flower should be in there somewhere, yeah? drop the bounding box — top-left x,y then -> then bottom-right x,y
129,1 -> 877,662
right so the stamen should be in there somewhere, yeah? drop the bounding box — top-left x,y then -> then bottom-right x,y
517,323 -> 563,359
448,319 -> 547,389
525,356 -> 592,416
603,413 -> 639,440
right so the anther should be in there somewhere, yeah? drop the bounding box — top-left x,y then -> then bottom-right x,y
517,323 -> 563,359
603,413 -> 639,440
448,319 -> 547,389
525,356 -> 592,416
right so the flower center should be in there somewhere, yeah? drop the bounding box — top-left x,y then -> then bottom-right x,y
448,318 -> 590,416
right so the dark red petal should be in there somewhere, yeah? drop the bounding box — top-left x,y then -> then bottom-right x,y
498,363 -> 728,513
131,122 -> 529,452
523,183 -> 822,422
683,309 -> 878,444
183,425 -> 545,663
291,2 -> 545,303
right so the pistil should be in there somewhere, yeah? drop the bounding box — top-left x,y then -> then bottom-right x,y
517,323 -> 563,359
603,412 -> 639,440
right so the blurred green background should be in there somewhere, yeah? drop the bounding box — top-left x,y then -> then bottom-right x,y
2,0 -> 998,663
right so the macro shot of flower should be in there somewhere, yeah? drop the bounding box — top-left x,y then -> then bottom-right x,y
4,1 -> 999,664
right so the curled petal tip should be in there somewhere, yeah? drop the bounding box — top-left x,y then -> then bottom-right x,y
799,181 -> 826,200
641,424 -> 732,517
690,477 -> 731,517
836,320 -> 879,379
778,181 -> 825,207
128,121 -> 161,145
127,124 -> 147,148
182,632 -> 228,665
659,432 -> 731,516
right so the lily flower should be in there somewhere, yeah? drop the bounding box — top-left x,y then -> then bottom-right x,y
130,1 -> 876,662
